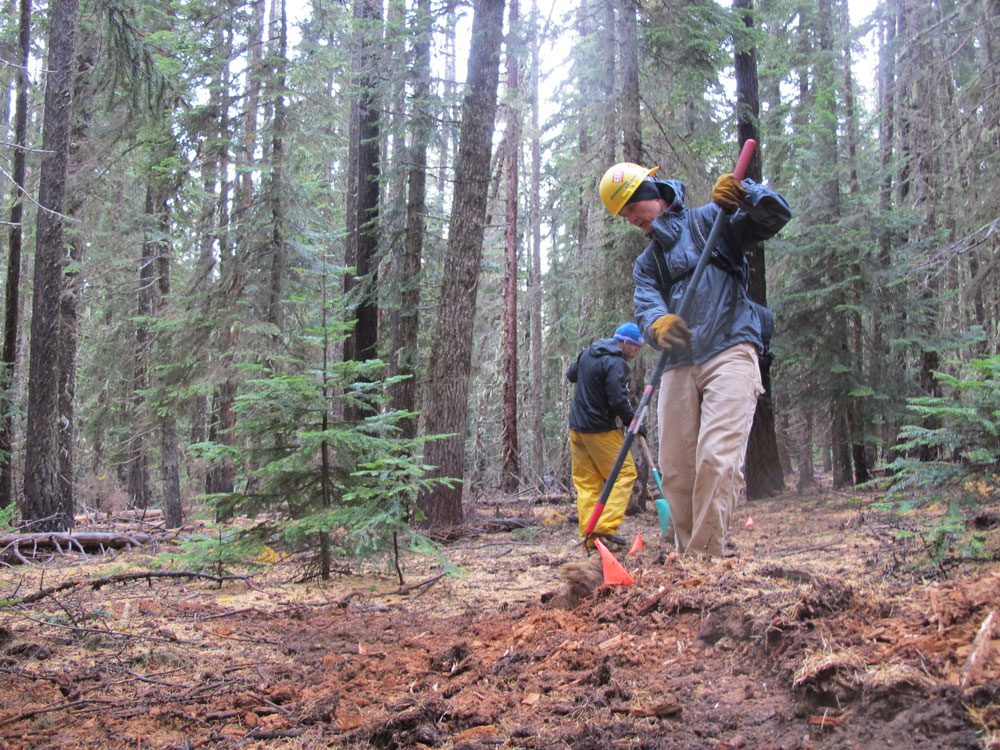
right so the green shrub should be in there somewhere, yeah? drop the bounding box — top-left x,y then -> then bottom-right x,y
887,355 -> 1000,567
891,354 -> 1000,490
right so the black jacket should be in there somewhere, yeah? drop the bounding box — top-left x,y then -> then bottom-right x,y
566,338 -> 635,433
632,178 -> 791,368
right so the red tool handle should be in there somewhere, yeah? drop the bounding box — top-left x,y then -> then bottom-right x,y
582,139 -> 757,541
734,138 -> 756,180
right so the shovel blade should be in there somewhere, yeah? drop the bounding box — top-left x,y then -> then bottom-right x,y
654,498 -> 671,537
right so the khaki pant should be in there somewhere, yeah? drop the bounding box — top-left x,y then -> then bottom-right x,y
569,429 -> 636,538
657,342 -> 763,558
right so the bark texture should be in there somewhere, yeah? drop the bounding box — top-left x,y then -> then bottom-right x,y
22,0 -> 79,531
420,0 -> 505,527
734,0 -> 784,498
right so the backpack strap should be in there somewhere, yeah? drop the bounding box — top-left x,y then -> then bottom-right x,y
688,209 -> 747,287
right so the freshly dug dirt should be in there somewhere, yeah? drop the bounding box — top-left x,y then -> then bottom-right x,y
1,486 -> 999,749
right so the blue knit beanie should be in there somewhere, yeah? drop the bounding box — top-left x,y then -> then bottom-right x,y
613,322 -> 644,346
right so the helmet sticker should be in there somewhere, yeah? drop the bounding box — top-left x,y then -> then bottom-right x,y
613,169 -> 624,183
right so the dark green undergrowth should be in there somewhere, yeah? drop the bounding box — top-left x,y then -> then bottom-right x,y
881,354 -> 1000,572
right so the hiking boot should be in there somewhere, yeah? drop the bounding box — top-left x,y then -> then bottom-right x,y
595,533 -> 627,550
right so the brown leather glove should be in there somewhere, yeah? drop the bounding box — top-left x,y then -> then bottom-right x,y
649,314 -> 691,352
712,173 -> 747,212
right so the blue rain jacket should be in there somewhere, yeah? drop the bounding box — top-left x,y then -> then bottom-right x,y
632,178 -> 791,368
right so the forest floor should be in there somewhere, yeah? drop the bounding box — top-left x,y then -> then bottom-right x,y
1,482 -> 999,750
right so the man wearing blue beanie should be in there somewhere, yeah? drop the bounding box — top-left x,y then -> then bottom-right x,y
566,322 -> 646,547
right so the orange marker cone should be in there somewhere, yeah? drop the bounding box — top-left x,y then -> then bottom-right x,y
628,533 -> 643,556
745,515 -> 754,528
595,538 -> 635,586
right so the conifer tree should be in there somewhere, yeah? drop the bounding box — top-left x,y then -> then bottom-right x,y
501,0 -> 522,493
0,0 -> 31,509
420,0 -> 506,527
22,0 -> 79,531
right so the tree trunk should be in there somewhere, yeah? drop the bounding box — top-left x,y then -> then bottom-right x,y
161,414 -> 182,528
573,1 -> 592,348
384,0 -> 408,433
58,33 -> 99,523
206,382 -> 236,497
595,0 -> 619,329
500,0 -> 521,493
151,183 -> 182,529
838,0 -> 870,484
344,0 -> 382,422
796,411 -> 816,490
235,0 -> 265,215
206,25 -> 236,505
22,0 -> 79,531
58,245 -> 81,522
437,8 -> 458,195
126,184 -> 159,511
265,0 -> 287,328
419,0 -> 505,527
814,0 -> 852,488
874,0 -> 897,459
831,397 -> 852,488
618,0 -> 640,162
528,0 -> 544,483
389,0 -> 432,440
734,0 -> 784,498
776,399 -> 793,477
908,0 -> 941,459
0,0 -> 31,508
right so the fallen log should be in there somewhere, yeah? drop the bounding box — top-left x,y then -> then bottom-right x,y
0,531 -> 152,564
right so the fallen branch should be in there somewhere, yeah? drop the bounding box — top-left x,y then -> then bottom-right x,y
384,572 -> 446,597
15,611 -> 199,645
244,729 -> 307,740
0,697 -> 118,728
4,570 -> 249,606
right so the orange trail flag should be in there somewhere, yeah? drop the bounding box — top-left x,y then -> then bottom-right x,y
595,538 -> 635,586
628,533 -> 643,555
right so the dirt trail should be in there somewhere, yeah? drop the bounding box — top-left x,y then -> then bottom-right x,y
1,488 -> 998,749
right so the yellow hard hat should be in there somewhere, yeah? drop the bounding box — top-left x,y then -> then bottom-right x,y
599,162 -> 660,216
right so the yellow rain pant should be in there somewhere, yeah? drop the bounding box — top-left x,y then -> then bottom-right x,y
569,429 -> 637,538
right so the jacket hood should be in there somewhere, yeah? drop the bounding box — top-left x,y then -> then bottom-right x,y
652,178 -> 685,211
591,338 -> 624,358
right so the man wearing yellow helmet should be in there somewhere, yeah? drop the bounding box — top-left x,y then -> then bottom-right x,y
599,161 -> 791,558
